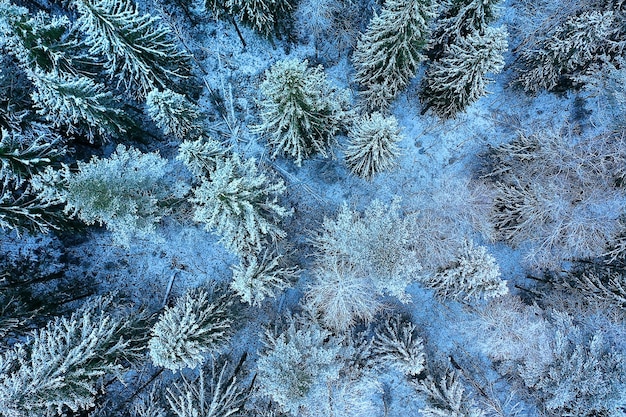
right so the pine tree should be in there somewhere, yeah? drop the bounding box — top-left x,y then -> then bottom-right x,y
148,288 -> 233,371
0,127 -> 64,186
417,370 -> 487,417
420,26 -> 507,118
0,5 -> 82,74
430,0 -> 502,57
352,0 -> 435,110
515,10 -> 623,93
0,297 -> 135,417
74,0 -> 189,97
166,358 -> 249,417
517,312 -> 626,417
256,59 -> 348,166
31,144 -> 171,247
256,318 -> 343,414
227,0 -> 292,36
424,240 -> 508,301
190,154 -> 292,254
372,314 -> 426,376
230,249 -> 298,306
29,70 -> 128,140
146,89 -> 202,140
177,137 -> 227,179
345,112 -> 403,180
0,182 -> 66,234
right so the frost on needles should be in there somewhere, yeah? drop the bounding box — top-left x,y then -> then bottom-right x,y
256,58 -> 349,166
190,153 -> 292,255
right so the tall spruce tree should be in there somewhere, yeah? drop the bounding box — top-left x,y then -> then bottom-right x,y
74,0 -> 189,97
430,0 -> 501,58
29,70 -> 128,140
0,297 -> 136,417
352,0 -> 435,110
420,26 -> 507,118
256,59 -> 348,166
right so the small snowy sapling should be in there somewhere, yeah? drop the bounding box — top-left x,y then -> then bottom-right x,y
345,112 -> 403,180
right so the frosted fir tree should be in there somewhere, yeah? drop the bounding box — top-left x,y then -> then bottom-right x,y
31,144 -> 171,247
345,112 -> 403,180
352,0 -> 435,110
74,0 -> 189,97
0,182 -> 67,235
425,240 -> 508,301
166,358 -> 249,417
304,255 -> 381,332
0,297 -> 134,417
430,0 -> 502,56
420,26 -> 507,118
146,89 -> 202,140
148,288 -> 233,371
515,10 -> 623,93
190,153 -> 292,254
230,249 -> 298,306
256,59 -> 349,166
0,128 -> 64,186
0,5 -> 85,74
256,318 -> 343,414
417,370 -> 487,417
372,314 -> 426,376
177,137 -> 227,179
313,199 -> 422,302
227,0 -> 292,36
29,70 -> 128,140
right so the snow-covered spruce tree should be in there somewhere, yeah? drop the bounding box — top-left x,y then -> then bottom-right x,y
255,318 -> 343,414
424,240 -> 508,301
304,255 -> 381,332
345,112 -> 402,180
177,137 -> 227,179
416,369 -> 487,417
352,0 -> 435,110
146,89 -> 202,140
29,70 -> 127,140
313,198 -> 422,302
515,10 -> 624,94
256,58 -> 348,166
230,248 -> 298,306
227,0 -> 292,36
31,144 -> 171,247
0,5 -> 83,74
166,358 -> 249,417
0,128 -> 64,186
74,0 -> 189,97
0,182 -> 66,234
0,297 -> 135,417
430,0 -> 501,56
190,153 -> 292,254
372,314 -> 426,377
149,288 -> 233,371
420,26 -> 507,118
